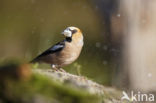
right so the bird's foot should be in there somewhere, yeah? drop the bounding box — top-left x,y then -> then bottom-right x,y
51,64 -> 66,72
51,64 -> 59,71
58,68 -> 66,72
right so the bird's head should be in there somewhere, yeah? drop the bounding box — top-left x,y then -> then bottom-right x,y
62,26 -> 83,43
62,26 -> 82,38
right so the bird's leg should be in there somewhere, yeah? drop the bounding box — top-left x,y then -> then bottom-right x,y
58,67 -> 66,72
51,64 -> 66,72
51,64 -> 59,71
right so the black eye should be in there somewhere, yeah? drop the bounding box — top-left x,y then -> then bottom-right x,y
71,29 -> 77,34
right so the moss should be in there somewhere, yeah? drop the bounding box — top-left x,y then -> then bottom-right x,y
0,73 -> 100,103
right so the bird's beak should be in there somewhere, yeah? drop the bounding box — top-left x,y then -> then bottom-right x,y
61,29 -> 72,37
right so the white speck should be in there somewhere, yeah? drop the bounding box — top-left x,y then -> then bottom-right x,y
52,64 -> 57,68
95,42 -> 101,48
147,73 -> 152,77
117,14 -> 120,17
103,61 -> 107,65
103,45 -> 108,50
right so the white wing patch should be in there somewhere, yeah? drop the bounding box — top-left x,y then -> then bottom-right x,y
51,45 -> 64,51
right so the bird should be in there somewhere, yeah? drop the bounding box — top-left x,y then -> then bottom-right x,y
31,26 -> 84,71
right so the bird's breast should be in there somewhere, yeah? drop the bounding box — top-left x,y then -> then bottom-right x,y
58,41 -> 83,66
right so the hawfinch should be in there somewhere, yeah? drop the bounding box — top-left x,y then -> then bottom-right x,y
31,26 -> 84,71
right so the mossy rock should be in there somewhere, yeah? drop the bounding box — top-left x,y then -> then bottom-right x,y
0,74 -> 100,103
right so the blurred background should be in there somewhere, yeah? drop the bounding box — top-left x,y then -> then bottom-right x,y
0,0 -> 156,93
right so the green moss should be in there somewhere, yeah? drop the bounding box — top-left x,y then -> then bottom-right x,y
0,73 -> 100,103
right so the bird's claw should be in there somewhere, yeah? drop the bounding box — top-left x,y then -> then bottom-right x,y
58,68 -> 66,72
51,64 -> 66,72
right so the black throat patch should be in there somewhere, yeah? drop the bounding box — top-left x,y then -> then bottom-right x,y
66,37 -> 72,42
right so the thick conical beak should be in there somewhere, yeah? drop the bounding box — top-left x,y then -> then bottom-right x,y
61,29 -> 72,37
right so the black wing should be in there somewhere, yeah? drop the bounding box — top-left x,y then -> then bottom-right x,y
30,41 -> 65,63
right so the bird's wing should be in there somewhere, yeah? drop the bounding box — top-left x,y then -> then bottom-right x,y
31,41 -> 65,62
38,41 -> 65,57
